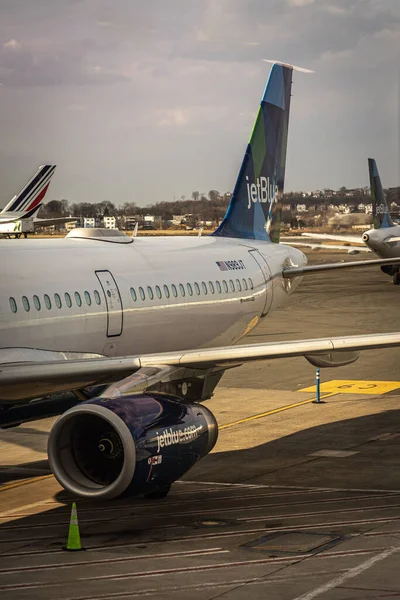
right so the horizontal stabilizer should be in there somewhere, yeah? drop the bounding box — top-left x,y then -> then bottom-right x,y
263,59 -> 315,73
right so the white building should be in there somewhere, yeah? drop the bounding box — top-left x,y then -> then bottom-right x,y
83,217 -> 96,228
103,216 -> 117,229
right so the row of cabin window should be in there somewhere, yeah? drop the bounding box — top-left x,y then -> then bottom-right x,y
130,277 -> 254,302
9,290 -> 102,313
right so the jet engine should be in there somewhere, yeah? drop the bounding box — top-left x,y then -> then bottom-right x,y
48,393 -> 218,500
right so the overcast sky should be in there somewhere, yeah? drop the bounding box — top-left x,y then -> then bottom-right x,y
0,0 -> 399,208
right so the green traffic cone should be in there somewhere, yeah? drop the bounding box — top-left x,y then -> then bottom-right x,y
64,502 -> 83,551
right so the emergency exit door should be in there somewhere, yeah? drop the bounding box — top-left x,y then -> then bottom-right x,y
95,270 -> 123,337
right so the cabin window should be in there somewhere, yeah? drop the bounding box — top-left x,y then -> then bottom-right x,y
74,292 -> 81,307
179,283 -> 186,297
44,294 -> 52,309
229,279 -> 235,292
84,291 -> 91,306
130,287 -> 137,302
248,278 -> 254,290
139,287 -> 145,301
201,282 -> 208,295
147,286 -> 154,300
208,281 -> 215,294
194,282 -> 200,295
22,296 -> 30,312
94,290 -> 101,305
216,281 -> 222,293
242,278 -> 248,291
222,280 -> 228,293
187,283 -> 193,296
155,285 -> 162,299
171,284 -> 178,298
236,279 -> 242,291
163,284 -> 170,298
9,297 -> 17,313
65,293 -> 72,308
33,295 -> 41,310
54,293 -> 62,309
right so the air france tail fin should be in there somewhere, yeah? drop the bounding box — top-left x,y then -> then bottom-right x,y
368,158 -> 393,229
1,165 -> 56,218
213,62 -> 296,242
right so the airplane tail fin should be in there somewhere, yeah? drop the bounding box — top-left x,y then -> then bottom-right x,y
1,165 -> 56,218
213,62 -> 296,242
368,158 -> 393,229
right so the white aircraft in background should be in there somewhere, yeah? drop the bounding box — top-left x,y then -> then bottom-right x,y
301,159 -> 400,283
1,62 -> 400,502
0,165 -> 75,238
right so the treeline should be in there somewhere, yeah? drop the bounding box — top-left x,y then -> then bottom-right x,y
39,190 -> 232,221
39,186 -> 400,220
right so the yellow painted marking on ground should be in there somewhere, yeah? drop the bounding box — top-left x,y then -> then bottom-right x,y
220,393 -> 336,430
299,380 -> 400,395
0,474 -> 52,493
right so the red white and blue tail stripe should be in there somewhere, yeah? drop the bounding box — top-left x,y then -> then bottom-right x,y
1,165 -> 56,218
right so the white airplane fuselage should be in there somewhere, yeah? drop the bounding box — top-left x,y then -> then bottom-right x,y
0,234 -> 306,374
362,225 -> 400,258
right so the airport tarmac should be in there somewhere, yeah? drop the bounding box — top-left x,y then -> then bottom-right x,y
1,250 -> 400,600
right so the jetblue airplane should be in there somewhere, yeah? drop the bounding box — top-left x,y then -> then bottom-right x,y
1,62 -> 400,502
302,159 -> 400,283
0,165 -> 75,237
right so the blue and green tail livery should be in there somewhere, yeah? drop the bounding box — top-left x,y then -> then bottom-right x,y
213,62 -> 293,242
368,158 -> 393,229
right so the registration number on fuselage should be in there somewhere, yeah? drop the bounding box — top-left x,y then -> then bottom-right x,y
216,260 -> 246,271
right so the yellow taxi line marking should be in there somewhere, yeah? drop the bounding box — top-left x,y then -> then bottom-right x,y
219,393 -> 337,430
0,474 -> 53,494
299,380 -> 400,395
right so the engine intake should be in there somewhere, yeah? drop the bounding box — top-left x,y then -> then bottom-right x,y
48,393 -> 218,500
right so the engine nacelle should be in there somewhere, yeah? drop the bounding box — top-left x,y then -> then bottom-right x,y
48,393 -> 218,500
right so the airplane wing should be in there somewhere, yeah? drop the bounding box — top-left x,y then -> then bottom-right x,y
0,217 -> 76,227
34,217 -> 77,227
301,232 -> 364,243
2,331 -> 400,401
283,256 -> 400,278
281,240 -> 370,253
0,218 -> 21,225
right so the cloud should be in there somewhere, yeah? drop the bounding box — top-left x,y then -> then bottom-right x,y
0,38 -> 129,87
322,4 -> 352,16
288,0 -> 315,6
96,21 -> 121,28
4,39 -> 22,49
156,108 -> 189,127
0,0 -> 399,204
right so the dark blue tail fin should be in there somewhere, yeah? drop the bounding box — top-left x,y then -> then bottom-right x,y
368,158 -> 394,229
213,62 -> 294,242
